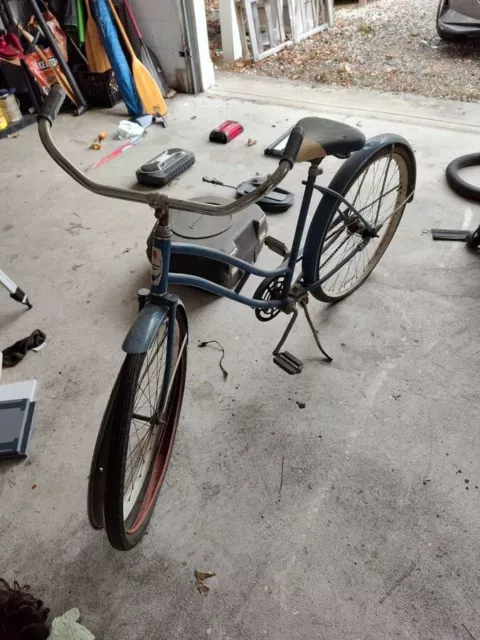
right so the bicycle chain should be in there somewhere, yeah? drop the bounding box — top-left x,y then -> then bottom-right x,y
319,233 -> 351,271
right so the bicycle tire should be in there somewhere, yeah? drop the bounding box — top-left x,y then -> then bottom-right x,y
104,308 -> 187,550
87,371 -> 121,530
304,139 -> 416,302
446,153 -> 480,202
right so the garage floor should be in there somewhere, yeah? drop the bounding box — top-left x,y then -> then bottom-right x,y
2,73 -> 480,640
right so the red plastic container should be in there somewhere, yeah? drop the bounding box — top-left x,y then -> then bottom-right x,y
209,120 -> 244,144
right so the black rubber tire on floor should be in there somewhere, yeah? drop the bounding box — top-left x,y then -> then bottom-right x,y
446,153 -> 480,202
103,311 -> 187,550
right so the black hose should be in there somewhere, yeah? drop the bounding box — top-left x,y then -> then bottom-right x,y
446,153 -> 480,202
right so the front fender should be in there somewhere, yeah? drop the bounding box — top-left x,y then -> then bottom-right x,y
122,303 -> 169,354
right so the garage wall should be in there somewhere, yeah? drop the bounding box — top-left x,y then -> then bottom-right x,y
130,0 -> 214,93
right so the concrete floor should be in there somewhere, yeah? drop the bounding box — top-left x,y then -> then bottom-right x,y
2,73 -> 480,639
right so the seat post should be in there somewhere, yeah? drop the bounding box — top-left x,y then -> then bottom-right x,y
284,160 -> 323,292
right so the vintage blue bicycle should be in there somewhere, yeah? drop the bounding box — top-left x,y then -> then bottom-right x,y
38,86 -> 416,550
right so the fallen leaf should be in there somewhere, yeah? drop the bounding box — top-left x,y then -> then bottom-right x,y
247,138 -> 257,147
194,570 -> 216,595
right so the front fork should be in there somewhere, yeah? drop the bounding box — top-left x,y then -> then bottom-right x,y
143,205 -> 178,413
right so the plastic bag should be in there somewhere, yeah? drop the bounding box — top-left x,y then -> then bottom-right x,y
23,48 -> 59,94
116,119 -> 145,139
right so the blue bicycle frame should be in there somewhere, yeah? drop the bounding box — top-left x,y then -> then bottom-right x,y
150,169 -> 319,308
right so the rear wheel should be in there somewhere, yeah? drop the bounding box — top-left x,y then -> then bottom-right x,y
104,308 -> 187,550
308,144 -> 414,302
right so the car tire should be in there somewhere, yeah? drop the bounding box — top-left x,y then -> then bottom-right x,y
436,0 -> 466,42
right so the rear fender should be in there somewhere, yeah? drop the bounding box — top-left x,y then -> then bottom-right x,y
302,134 -> 416,285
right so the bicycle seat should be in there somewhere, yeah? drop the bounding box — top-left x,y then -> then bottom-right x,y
294,117 -> 366,163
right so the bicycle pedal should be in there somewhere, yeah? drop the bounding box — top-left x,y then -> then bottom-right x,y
273,351 -> 304,375
265,235 -> 289,258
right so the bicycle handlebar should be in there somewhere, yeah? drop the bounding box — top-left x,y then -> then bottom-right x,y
38,85 -> 297,216
39,84 -> 66,125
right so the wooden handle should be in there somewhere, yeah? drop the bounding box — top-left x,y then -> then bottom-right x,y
84,0 -> 92,20
106,0 -> 135,59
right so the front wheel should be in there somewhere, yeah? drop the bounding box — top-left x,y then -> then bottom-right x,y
304,139 -> 416,303
103,307 -> 188,550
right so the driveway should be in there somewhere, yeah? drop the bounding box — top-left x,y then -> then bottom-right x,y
221,0 -> 480,101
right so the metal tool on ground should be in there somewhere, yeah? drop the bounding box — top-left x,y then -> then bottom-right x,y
0,268 -> 32,308
84,0 -> 110,72
106,0 -> 167,117
202,176 -> 294,214
89,135 -> 142,170
122,0 -> 172,99
431,227 -> 480,248
209,120 -> 243,144
136,149 -> 195,187
133,113 -> 166,129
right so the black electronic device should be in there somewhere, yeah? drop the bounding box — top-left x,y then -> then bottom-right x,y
202,176 -> 294,214
236,177 -> 294,213
136,148 -> 195,187
147,196 -> 267,291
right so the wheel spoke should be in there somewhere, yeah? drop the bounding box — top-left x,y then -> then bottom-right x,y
122,321 -> 180,520
316,151 -> 409,298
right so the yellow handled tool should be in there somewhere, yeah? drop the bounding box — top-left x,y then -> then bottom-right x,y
85,0 -> 111,73
106,0 -> 167,116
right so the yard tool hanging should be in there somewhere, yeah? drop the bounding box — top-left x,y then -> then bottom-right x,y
27,0 -> 88,115
75,0 -> 86,44
84,0 -> 110,72
122,0 -> 170,99
20,26 -> 77,105
91,0 -> 143,117
106,0 -> 167,116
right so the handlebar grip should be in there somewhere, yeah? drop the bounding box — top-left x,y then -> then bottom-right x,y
38,84 -> 66,125
281,125 -> 304,168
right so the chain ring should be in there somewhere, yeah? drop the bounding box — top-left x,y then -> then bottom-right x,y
254,275 -> 286,322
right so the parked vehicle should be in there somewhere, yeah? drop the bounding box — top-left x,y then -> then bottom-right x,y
437,0 -> 480,41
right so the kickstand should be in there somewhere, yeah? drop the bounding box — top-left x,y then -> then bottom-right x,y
272,309 -> 303,375
299,300 -> 332,362
272,300 -> 332,375
273,308 -> 299,357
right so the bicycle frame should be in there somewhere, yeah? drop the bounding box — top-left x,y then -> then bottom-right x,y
150,167 -> 320,308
